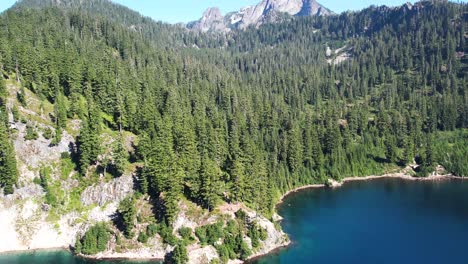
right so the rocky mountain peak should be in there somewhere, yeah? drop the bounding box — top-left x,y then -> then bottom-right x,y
264,0 -> 303,15
201,7 -> 223,22
188,7 -> 226,32
298,0 -> 333,16
188,0 -> 333,32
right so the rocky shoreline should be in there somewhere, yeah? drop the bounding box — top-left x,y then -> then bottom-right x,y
1,168 -> 463,263
278,170 -> 465,204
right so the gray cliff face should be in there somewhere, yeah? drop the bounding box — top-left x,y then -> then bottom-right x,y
188,0 -> 333,32
187,7 -> 226,32
80,174 -> 134,206
298,0 -> 333,16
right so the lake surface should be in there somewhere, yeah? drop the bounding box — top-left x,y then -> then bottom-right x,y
1,178 -> 467,264
253,178 -> 468,264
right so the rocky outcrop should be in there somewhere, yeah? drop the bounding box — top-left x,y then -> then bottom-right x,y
188,245 -> 219,264
188,0 -> 333,32
326,45 -> 353,65
244,208 -> 290,259
187,7 -> 226,32
80,174 -> 134,206
90,239 -> 167,260
298,0 -> 330,16
0,197 -> 84,252
13,122 -> 73,169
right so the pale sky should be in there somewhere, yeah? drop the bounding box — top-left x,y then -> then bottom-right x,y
0,0 -> 465,24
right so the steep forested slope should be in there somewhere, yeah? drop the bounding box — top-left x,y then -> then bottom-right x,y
0,0 -> 466,261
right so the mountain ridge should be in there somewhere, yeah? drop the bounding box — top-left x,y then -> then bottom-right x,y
188,0 -> 334,32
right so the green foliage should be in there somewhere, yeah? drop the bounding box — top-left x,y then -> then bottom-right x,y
195,218 -> 256,261
54,92 -> 68,129
215,244 -> 230,264
111,136 -> 129,177
60,155 -> 75,180
258,226 -> 268,241
78,223 -> 110,255
11,105 -> 19,122
137,231 -> 149,244
194,225 -> 207,245
167,242 -> 188,264
210,258 -> 221,264
24,125 -> 39,140
178,227 -> 194,243
248,222 -> 267,249
434,130 -> 468,176
0,104 -> 18,194
198,155 -> 223,210
51,127 -> 62,146
238,238 -> 251,260
118,196 -> 136,238
16,88 -> 26,107
74,235 -> 82,254
195,221 -> 224,246
235,210 -> 247,223
146,223 -> 159,237
39,166 -> 57,206
159,221 -> 177,246
42,127 -> 53,140
77,99 -> 101,174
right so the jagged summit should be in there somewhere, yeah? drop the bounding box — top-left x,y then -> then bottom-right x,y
187,7 -> 225,32
298,0 -> 333,16
188,0 -> 334,32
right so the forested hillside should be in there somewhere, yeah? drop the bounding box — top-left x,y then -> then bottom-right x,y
0,0 -> 466,260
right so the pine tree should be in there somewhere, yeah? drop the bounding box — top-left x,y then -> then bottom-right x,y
112,136 -> 129,176
384,132 -> 398,163
118,196 -> 136,238
77,99 -> 101,174
0,123 -> 18,195
169,242 -> 188,264
230,159 -> 245,202
0,76 -> 18,195
164,165 -> 184,224
403,136 -> 415,165
198,155 -> 222,211
0,76 -> 8,126
287,124 -> 303,173
54,91 -> 67,129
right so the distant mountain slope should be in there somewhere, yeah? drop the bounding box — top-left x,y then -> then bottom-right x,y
188,0 -> 333,32
12,0 -> 191,48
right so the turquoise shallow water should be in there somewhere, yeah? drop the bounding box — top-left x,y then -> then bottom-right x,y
1,178 -> 467,264
252,178 -> 468,264
0,250 -> 161,264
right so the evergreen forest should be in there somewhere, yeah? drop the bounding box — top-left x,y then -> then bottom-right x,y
0,0 -> 466,242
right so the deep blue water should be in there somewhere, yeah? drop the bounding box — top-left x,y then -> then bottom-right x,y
1,179 -> 467,264
253,178 -> 468,264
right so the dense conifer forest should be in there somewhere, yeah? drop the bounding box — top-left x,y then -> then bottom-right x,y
0,1 -> 466,254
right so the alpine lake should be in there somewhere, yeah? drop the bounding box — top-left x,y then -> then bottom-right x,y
2,178 -> 467,264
